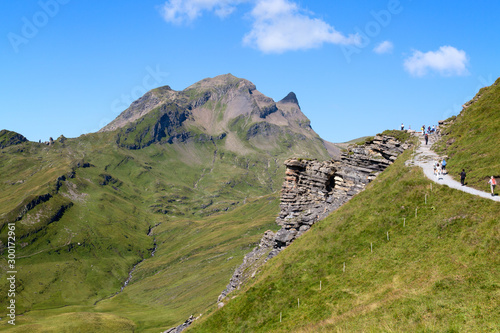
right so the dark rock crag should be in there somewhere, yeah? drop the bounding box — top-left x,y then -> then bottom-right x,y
218,135 -> 410,302
0,129 -> 28,149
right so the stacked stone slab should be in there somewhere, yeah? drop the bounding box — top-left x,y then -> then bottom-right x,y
218,135 -> 410,303
273,159 -> 337,249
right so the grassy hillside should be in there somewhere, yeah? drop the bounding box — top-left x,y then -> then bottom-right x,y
190,146 -> 500,332
433,78 -> 500,191
0,118 -> 328,332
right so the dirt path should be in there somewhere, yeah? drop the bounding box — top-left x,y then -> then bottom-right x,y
407,133 -> 499,202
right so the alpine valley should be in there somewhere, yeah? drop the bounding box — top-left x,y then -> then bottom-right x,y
0,75 -> 499,332
0,74 -> 332,332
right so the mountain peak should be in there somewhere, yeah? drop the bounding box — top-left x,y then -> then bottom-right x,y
186,73 -> 255,92
279,92 -> 299,106
99,74 -> 324,154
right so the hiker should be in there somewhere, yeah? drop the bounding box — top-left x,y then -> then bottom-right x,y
460,169 -> 466,186
437,162 -> 443,180
488,176 -> 496,196
425,133 -> 429,145
441,159 -> 447,174
401,123 -> 404,131
433,163 -> 438,176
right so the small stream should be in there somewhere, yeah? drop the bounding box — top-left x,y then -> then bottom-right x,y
120,237 -> 157,292
94,225 -> 160,304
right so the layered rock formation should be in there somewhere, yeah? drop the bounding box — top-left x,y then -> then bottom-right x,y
218,135 -> 410,302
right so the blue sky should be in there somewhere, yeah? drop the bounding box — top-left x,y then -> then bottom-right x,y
1,0 -> 499,143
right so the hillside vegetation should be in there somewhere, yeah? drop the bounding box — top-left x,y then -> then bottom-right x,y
189,83 -> 500,331
433,78 -> 500,191
0,131 -> 292,332
190,145 -> 499,332
1,75 -> 497,332
0,75 -> 332,332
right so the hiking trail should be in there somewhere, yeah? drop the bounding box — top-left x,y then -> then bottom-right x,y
406,133 -> 499,202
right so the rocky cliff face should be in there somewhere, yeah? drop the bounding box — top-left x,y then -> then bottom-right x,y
218,135 -> 410,302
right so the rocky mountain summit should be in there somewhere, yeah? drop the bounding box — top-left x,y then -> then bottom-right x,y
218,134 -> 410,302
99,74 -> 332,158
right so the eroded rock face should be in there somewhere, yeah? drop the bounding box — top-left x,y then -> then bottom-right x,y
271,135 -> 409,253
275,159 -> 337,241
217,230 -> 275,302
217,135 -> 410,302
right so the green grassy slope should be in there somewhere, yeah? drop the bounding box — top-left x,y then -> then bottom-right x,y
0,116 -> 327,331
433,78 -> 500,191
190,147 -> 500,332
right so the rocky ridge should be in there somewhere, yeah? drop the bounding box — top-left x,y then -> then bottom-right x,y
0,129 -> 28,148
218,134 -> 410,302
95,74 -> 334,163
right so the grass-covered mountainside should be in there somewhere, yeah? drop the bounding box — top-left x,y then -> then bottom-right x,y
0,75 -> 331,332
188,85 -> 500,332
190,143 -> 499,332
1,74 -> 498,332
433,78 -> 500,191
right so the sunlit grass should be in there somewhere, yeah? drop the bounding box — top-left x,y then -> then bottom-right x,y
190,148 -> 500,332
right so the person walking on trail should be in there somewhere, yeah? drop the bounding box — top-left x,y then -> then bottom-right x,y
425,133 -> 429,145
401,123 -> 404,131
460,169 -> 467,186
488,176 -> 496,196
441,159 -> 447,174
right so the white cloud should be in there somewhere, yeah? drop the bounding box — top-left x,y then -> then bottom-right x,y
160,0 -> 245,24
373,40 -> 393,54
243,0 -> 360,53
404,46 -> 469,77
159,0 -> 360,53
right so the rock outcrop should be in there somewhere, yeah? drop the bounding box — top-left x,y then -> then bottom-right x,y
218,135 -> 410,301
217,230 -> 275,302
163,315 -> 199,333
0,129 -> 28,148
